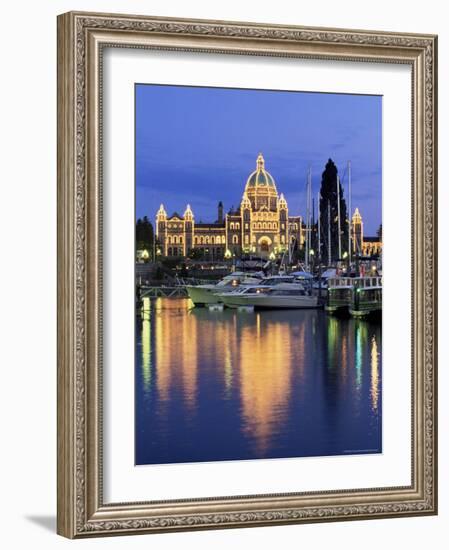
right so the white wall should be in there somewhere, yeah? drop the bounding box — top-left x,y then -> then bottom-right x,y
0,1 -> 446,548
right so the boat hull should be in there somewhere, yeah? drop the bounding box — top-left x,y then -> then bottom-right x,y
221,294 -> 319,310
186,285 -> 221,306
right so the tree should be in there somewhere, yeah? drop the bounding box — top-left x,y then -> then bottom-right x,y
377,224 -> 382,241
136,216 -> 154,256
319,159 -> 348,263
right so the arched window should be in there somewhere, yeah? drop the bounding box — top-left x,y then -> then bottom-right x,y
167,236 -> 172,244
200,237 -> 204,245
263,222 -> 267,229
168,247 -> 172,256
232,235 -> 238,244
230,222 -> 235,230
205,236 -> 209,244
235,222 -> 240,230
211,236 -> 215,245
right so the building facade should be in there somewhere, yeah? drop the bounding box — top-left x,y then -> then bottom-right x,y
155,153 -> 303,259
351,207 -> 382,257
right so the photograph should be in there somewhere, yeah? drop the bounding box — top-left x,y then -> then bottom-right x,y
134,83 -> 383,466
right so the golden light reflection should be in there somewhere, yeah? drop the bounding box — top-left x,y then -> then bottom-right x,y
238,318 -> 297,456
141,297 -> 151,394
370,335 -> 379,412
155,298 -> 198,410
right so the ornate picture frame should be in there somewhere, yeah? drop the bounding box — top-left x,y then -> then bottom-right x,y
57,11 -> 437,538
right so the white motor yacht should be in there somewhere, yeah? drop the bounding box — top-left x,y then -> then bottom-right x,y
219,282 -> 319,310
186,272 -> 262,306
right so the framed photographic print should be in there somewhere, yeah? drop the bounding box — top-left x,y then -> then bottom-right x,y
57,11 -> 438,538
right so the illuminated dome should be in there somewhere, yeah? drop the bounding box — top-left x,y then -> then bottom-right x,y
245,153 -> 277,191
244,153 -> 279,212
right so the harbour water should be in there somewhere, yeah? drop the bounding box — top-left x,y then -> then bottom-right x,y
135,297 -> 382,465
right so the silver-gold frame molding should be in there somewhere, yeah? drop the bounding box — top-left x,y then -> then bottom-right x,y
57,11 -> 438,538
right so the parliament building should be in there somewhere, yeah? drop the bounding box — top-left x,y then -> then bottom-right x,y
155,153 -> 304,259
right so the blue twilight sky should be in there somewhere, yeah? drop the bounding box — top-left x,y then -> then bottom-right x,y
136,84 -> 382,235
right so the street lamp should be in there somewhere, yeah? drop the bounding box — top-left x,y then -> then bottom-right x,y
224,248 -> 232,259
309,249 -> 315,274
269,251 -> 276,261
342,250 -> 349,274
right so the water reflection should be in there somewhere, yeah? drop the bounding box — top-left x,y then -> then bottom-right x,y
136,297 -> 382,465
371,335 -> 379,412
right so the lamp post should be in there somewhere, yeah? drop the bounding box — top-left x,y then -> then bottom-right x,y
309,248 -> 315,275
342,250 -> 349,275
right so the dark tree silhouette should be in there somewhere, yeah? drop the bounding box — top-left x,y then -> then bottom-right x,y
377,224 -> 383,241
319,159 -> 348,263
136,216 -> 154,254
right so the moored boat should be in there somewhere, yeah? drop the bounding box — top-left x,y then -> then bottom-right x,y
326,276 -> 382,318
349,280 -> 382,319
219,282 -> 319,310
186,272 -> 262,306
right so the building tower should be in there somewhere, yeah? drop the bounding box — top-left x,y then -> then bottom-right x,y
183,204 -> 194,256
352,207 -> 364,254
278,193 -> 289,252
156,204 -> 167,255
217,201 -> 224,224
240,192 -> 252,252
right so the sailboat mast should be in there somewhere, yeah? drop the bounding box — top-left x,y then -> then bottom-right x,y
308,168 -> 312,260
327,199 -> 331,264
317,192 -> 321,259
348,161 -> 352,264
337,175 -> 342,260
305,168 -> 310,270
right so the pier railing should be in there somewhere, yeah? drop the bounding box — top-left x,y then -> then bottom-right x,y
140,285 -> 188,298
